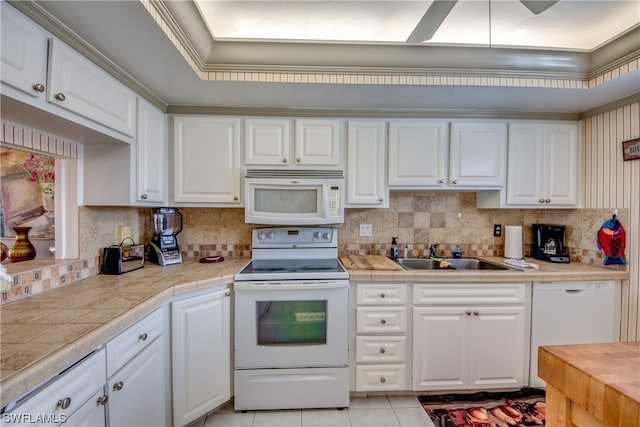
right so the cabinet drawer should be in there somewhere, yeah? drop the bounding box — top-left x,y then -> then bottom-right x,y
356,283 -> 407,305
355,364 -> 406,391
356,306 -> 407,333
355,336 -> 406,363
413,283 -> 525,305
106,307 -> 164,377
4,349 -> 106,426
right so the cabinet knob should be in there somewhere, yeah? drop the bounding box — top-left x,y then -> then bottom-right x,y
32,83 -> 45,92
282,158 -> 288,163
473,311 -> 480,316
138,333 -> 148,341
225,289 -> 231,297
538,199 -> 545,203
296,157 -> 302,163
380,319 -> 386,325
113,381 -> 124,391
451,179 -> 458,185
234,196 -> 239,201
380,293 -> 386,298
379,347 -> 386,354
96,395 -> 109,406
379,198 -> 384,203
140,193 -> 148,200
465,310 -> 472,316
545,199 -> 551,203
57,397 -> 72,409
439,178 -> 445,184
54,93 -> 66,101
380,377 -> 386,383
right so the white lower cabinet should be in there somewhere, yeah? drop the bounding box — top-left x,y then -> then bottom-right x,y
106,337 -> 167,426
354,283 -> 408,391
412,283 -> 526,392
1,349 -> 107,427
172,286 -> 231,426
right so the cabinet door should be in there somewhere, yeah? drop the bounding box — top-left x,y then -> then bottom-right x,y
135,99 -> 167,204
545,124 -> 578,206
173,116 -> 241,204
245,118 -> 290,165
347,120 -> 388,206
172,287 -> 231,426
469,306 -> 525,389
506,124 -> 545,205
47,39 -> 136,137
295,119 -> 340,165
449,122 -> 506,187
107,337 -> 168,427
413,307 -> 469,391
388,121 -> 447,186
0,3 -> 47,100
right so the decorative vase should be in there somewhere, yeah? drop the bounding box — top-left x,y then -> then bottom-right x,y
7,226 -> 36,263
41,182 -> 55,212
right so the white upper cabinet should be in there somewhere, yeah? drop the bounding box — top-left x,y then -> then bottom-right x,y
244,118 -> 290,165
388,120 -> 448,187
449,121 -> 506,187
173,116 -> 242,205
506,122 -> 579,207
346,120 -> 388,207
136,98 -> 167,204
0,2 -> 47,100
48,39 -> 137,138
295,119 -> 341,166
244,118 -> 342,168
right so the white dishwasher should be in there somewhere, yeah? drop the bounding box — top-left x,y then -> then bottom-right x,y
529,281 -> 620,388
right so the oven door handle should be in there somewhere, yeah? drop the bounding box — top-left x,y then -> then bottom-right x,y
234,281 -> 348,291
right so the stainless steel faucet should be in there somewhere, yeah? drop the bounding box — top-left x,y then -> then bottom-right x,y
429,243 -> 439,258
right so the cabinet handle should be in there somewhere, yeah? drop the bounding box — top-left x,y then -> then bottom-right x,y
451,179 -> 458,185
282,158 -> 288,163
380,377 -> 386,383
138,333 -> 148,341
140,194 -> 148,200
225,289 -> 231,297
379,198 -> 384,203
473,311 -> 480,316
380,293 -> 386,298
379,347 -> 386,354
113,381 -> 124,391
545,199 -> 551,203
233,196 -> 239,201
56,397 -> 72,410
380,319 -> 386,325
439,178 -> 445,184
54,93 -> 66,101
32,83 -> 45,92
465,310 -> 472,316
96,395 -> 109,406
296,157 -> 302,163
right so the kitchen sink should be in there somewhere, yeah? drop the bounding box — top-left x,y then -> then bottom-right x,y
395,257 -> 513,271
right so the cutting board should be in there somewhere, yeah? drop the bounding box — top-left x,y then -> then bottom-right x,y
340,255 -> 404,271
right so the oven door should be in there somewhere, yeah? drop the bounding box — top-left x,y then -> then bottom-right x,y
234,280 -> 349,369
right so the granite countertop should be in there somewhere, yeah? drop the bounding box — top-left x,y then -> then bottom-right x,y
538,342 -> 640,427
0,256 -> 628,408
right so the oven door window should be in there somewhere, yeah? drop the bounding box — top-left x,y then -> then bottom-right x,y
257,300 -> 327,345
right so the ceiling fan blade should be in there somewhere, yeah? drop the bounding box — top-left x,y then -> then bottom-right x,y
406,0 -> 458,43
519,0 -> 559,15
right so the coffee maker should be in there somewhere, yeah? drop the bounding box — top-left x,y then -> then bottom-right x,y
532,224 -> 570,263
149,207 -> 183,266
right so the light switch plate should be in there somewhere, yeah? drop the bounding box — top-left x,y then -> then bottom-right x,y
359,224 -> 373,237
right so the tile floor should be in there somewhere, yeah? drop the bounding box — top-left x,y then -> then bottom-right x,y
189,395 -> 436,427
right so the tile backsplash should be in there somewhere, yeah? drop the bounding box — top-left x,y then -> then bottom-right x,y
1,192 -> 628,304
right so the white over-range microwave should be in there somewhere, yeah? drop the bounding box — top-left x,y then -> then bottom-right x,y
244,170 -> 344,225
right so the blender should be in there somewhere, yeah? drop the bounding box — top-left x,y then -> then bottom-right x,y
149,207 -> 183,265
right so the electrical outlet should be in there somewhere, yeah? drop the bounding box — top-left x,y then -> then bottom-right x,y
359,224 -> 373,237
117,226 -> 130,243
493,224 -> 502,237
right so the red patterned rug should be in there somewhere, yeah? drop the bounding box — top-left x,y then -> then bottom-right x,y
419,388 -> 546,427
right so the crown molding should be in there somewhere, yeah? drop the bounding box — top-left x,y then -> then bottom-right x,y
580,92 -> 640,119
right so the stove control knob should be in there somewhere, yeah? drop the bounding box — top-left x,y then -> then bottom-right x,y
322,232 -> 331,240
